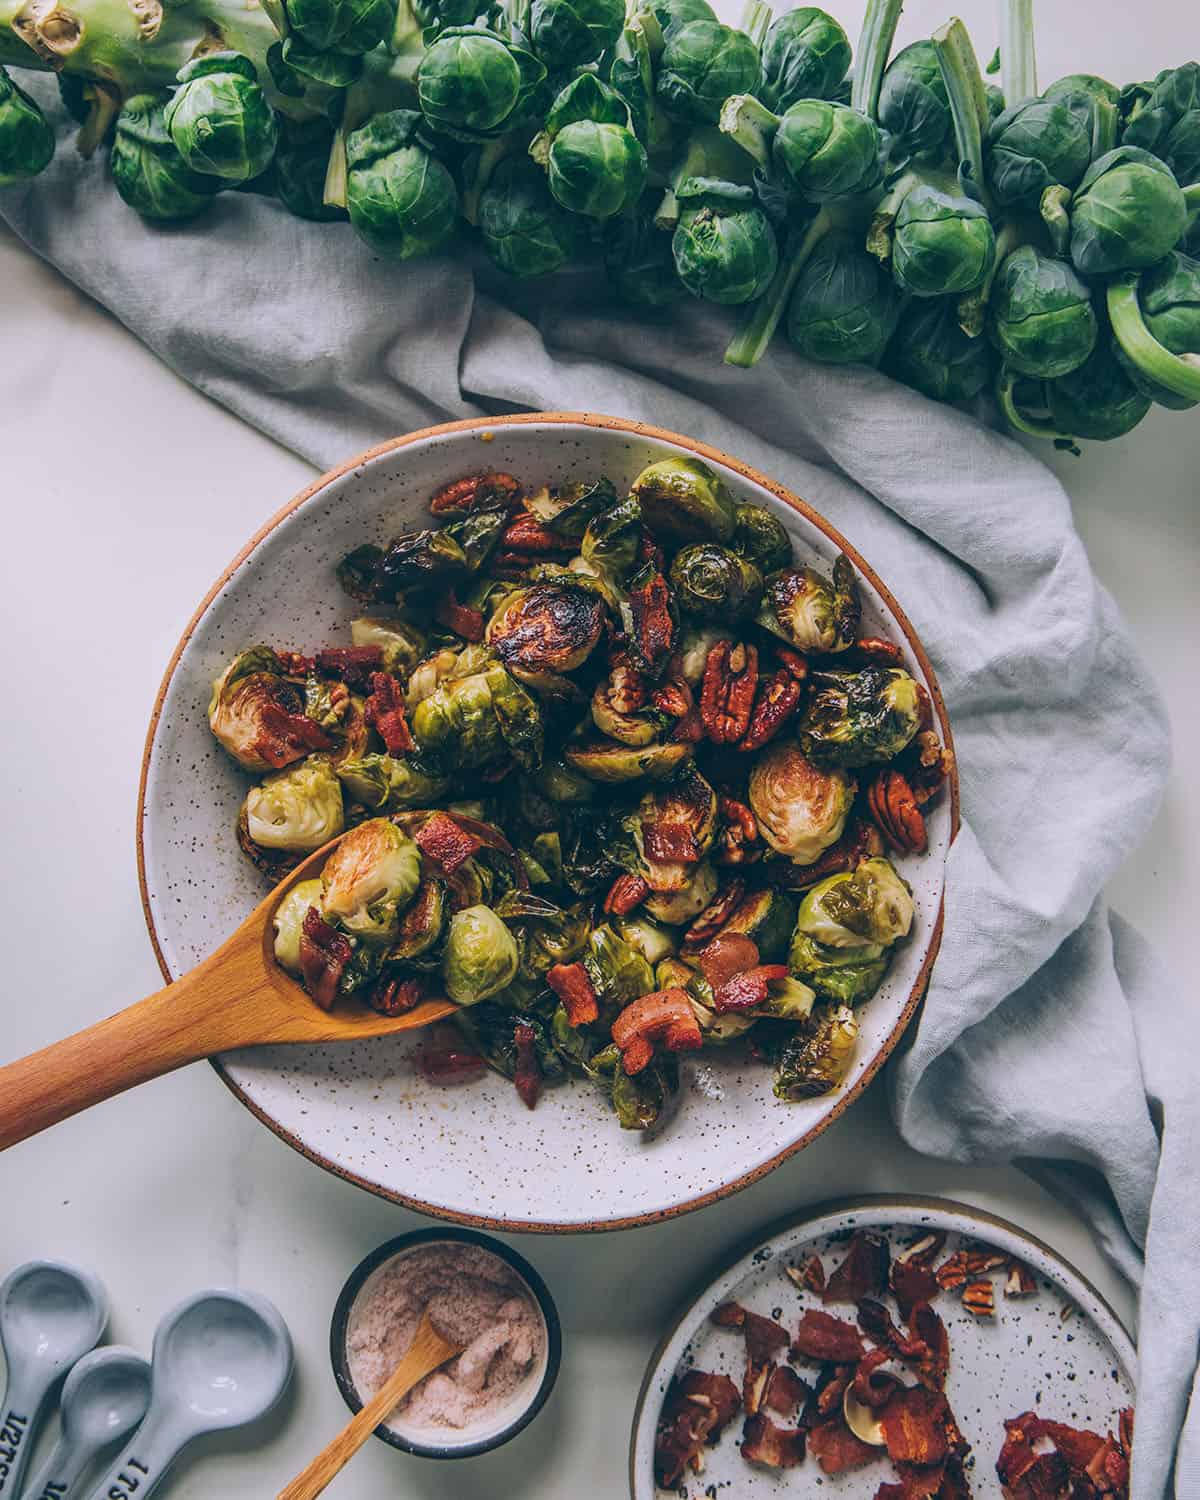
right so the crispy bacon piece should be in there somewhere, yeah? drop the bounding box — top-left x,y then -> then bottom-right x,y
513,1021 -> 541,1110
825,1231 -> 891,1304
775,644 -> 809,680
880,1388 -> 953,1467
856,1300 -> 931,1368
546,962 -> 598,1027
257,697 -> 335,766
365,671 -> 415,753
414,811 -> 484,875
696,931 -> 759,989
764,1365 -> 809,1417
875,1486 -> 907,1500
491,551 -> 539,576
853,1348 -> 903,1410
429,470 -> 520,516
435,589 -> 485,642
369,975 -> 424,1016
500,512 -> 576,553
908,1303 -> 950,1389
892,1258 -> 940,1320
637,527 -> 665,571
603,872 -> 649,916
629,569 -> 676,678
416,1034 -> 487,1084
738,667 -> 804,751
316,645 -> 384,688
712,965 -> 789,1013
611,987 -> 703,1074
298,907 -> 352,1011
792,1309 -> 867,1364
807,1414 -> 882,1475
683,879 -> 748,950
643,823 -> 701,862
815,1364 -> 856,1418
653,1371 -> 741,1488
701,640 -> 759,744
741,1414 -> 807,1469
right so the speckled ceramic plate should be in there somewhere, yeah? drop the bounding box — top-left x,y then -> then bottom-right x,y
629,1195 -> 1137,1497
137,415 -> 957,1232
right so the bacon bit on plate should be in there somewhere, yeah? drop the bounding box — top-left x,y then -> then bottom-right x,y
763,1365 -> 809,1417
611,987 -> 703,1074
712,965 -> 789,1014
415,1034 -> 487,1085
792,1309 -> 867,1364
879,1387 -> 954,1467
629,569 -> 676,678
891,1258 -> 940,1320
907,1303 -> 950,1390
825,1231 -> 891,1305
853,1348 -> 903,1410
365,671 -> 415,753
741,1413 -> 807,1469
435,589 -> 485,642
695,931 -> 760,991
546,962 -> 598,1027
315,644 -> 384,687
807,1412 -> 882,1475
653,1371 -> 741,1489
297,907 -> 352,1011
258,698 -> 334,766
414,811 -> 484,875
512,1021 -> 541,1110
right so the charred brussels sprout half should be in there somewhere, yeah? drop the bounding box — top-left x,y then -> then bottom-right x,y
111,94 -> 222,221
771,1005 -> 858,1098
1121,63 -> 1200,188
479,157 -> 577,277
245,757 -> 345,851
335,753 -> 449,810
346,110 -> 458,261
530,0 -> 623,71
771,99 -> 882,202
372,528 -> 468,597
631,765 -> 719,889
1067,147 -> 1188,276
892,185 -> 996,298
672,179 -> 778,306
799,666 -> 921,769
165,53 -> 278,184
669,543 -> 762,620
524,476 -> 616,539
1111,251 -> 1200,411
985,95 -> 1091,210
582,923 -> 655,1013
539,76 -> 647,221
749,741 -> 855,864
630,457 -> 736,543
321,818 -> 421,944
989,246 -> 1097,379
731,505 -> 791,574
208,647 -> 324,772
1046,343 -> 1152,441
388,876 -> 447,963
787,233 -> 899,365
643,860 -> 718,923
273,879 -> 324,974
0,67 -> 54,184
758,8 -> 851,113
715,887 -> 798,963
351,617 -> 427,674
565,739 -> 692,783
656,20 -> 761,125
442,904 -> 519,1003
758,553 -> 859,653
412,666 -> 543,770
796,858 -> 914,948
884,298 -> 993,404
877,41 -> 952,167
486,580 -> 606,680
417,26 -> 546,140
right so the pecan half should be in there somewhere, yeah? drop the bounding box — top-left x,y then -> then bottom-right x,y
763,818 -> 882,888
935,1253 -> 970,1292
652,679 -> 692,718
716,794 -> 761,866
775,645 -> 809,681
500,513 -> 576,553
608,655 -> 649,713
840,636 -> 904,667
370,975 -> 424,1016
701,641 -> 758,745
429,471 -> 521,516
899,728 -> 956,805
867,769 -> 927,854
1005,1261 -> 1037,1298
962,1280 -> 995,1317
738,667 -> 804,752
682,877 -> 746,949
603,872 -> 650,916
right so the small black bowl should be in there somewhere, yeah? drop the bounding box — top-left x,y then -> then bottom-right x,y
329,1226 -> 561,1460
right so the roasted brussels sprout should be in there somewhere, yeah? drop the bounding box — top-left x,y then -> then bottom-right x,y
715,886 -> 797,963
631,765 -> 719,890
350,617 -> 427,674
795,858 -> 914,948
111,94 -> 221,222
615,914 -> 678,965
582,923 -> 655,1017
787,233 -> 900,365
208,647 -> 329,772
1067,146 -> 1189,275
272,878 -> 324,975
787,933 -> 887,1005
321,817 -> 421,944
988,246 -> 1097,379
798,666 -> 921,768
772,1004 -> 858,1099
442,903 -> 520,1003
0,65 -> 55,184
335,753 -> 450,810
630,457 -> 736,543
748,740 -> 854,864
388,876 -> 448,962
373,529 -> 468,598
758,8 -> 851,113
1109,251 -> 1200,411
534,757 -> 596,803
656,19 -> 761,125
1121,63 -> 1200,188
245,757 -> 345,852
608,1052 -> 679,1129
479,157 -> 578,277
731,504 -> 791,574
412,665 -> 543,770
417,25 -> 546,141
580,494 -> 644,583
165,53 -> 278,184
877,41 -> 952,166
536,75 -> 648,221
758,553 -> 859,653
669,543 -> 763,621
486,580 -> 606,682
520,903 -> 591,978
892,185 -> 996,298
591,678 -> 662,747
346,110 -> 458,261
985,94 -> 1091,210
564,739 -> 692,783
530,0 -> 623,70
644,860 -> 718,923
672,179 -> 778,306
1045,343 -> 1152,441
884,298 -> 994,404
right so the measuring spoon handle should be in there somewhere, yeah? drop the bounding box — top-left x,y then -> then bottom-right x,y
17,1434 -> 88,1500
77,1410 -> 186,1500
0,1374 -> 52,1500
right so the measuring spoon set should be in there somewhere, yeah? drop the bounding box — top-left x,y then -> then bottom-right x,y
0,1261 -> 292,1500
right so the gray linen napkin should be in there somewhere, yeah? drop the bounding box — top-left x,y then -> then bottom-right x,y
3,83 -> 1193,1495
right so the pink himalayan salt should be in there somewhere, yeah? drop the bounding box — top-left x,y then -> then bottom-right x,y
346,1243 -> 544,1431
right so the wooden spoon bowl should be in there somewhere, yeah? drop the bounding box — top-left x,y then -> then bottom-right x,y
0,833 -> 454,1151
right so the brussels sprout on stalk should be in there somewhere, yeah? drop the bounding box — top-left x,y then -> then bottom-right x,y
672,177 -> 778,305
798,665 -> 921,768
346,109 -> 458,260
758,553 -> 859,653
272,116 -> 347,222
721,95 -> 882,203
892,183 -> 995,297
988,245 -> 1097,379
529,0 -> 622,71
111,94 -> 223,222
442,904 -> 520,1004
877,41 -> 953,167
282,0 -> 397,56
0,66 -> 55,184
1108,251 -> 1200,410
884,298 -> 994,403
322,817 -> 422,944
758,8 -> 851,114
479,156 -> 577,276
1043,73 -> 1120,162
245,757 -> 345,851
630,456 -> 736,543
669,543 -> 762,621
605,208 -> 686,308
165,53 -> 278,184
787,232 -> 899,365
534,74 -> 647,220
1046,344 -> 1152,441
417,25 -> 546,141
1121,63 -> 1200,188
656,19 -> 761,125
1064,146 -> 1189,276
748,740 -> 854,864
984,94 -> 1091,210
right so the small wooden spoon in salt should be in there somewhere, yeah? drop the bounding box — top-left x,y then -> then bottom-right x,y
277,1313 -> 460,1500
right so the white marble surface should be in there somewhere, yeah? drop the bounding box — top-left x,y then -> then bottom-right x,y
1,1 -> 1196,1492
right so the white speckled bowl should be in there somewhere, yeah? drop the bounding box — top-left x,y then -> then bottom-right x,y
630,1195 -> 1137,1498
137,414 -> 958,1232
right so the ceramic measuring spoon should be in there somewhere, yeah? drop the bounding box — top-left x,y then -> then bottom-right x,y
0,1262 -> 108,1500
19,1347 -> 151,1500
81,1290 -> 292,1500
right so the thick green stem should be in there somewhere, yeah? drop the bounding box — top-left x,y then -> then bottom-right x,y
1000,0 -> 1036,106
1108,275 -> 1200,402
1091,94 -> 1118,159
1040,183 -> 1071,255
996,366 -> 1077,445
461,134 -> 512,224
865,167 -> 920,261
740,0 -> 771,49
932,17 -> 992,209
957,216 -> 1022,335
259,0 -> 288,39
717,93 -> 777,170
850,0 -> 904,122
724,208 -> 832,367
75,78 -> 120,156
390,0 -> 421,52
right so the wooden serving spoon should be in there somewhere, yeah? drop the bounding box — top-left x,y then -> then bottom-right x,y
277,1313 -> 460,1500
0,834 -> 454,1152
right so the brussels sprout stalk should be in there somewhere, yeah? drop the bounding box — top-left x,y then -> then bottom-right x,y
716,92 -> 777,170
999,0 -> 1036,107
738,0 -> 771,50
849,0 -> 903,121
75,79 -> 121,157
1107,272 -> 1200,403
723,207 -> 832,366
995,365 -> 1077,445
931,17 -> 992,207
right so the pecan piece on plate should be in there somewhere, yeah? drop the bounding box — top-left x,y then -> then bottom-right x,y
1005,1260 -> 1038,1298
682,877 -> 746,949
738,667 -> 805,752
867,768 -> 927,854
429,471 -> 521,516
603,872 -> 650,916
962,1279 -> 995,1317
369,975 -> 424,1016
500,513 -> 576,554
701,641 -> 759,745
